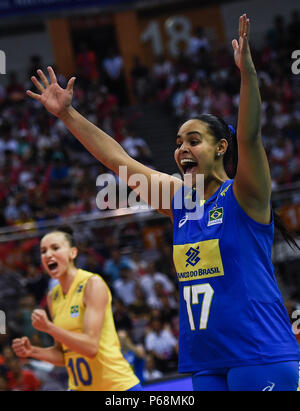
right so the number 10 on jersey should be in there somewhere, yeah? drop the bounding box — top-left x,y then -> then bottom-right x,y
183,283 -> 214,330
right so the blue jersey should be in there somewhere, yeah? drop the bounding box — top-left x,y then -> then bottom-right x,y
172,179 -> 299,373
122,349 -> 145,384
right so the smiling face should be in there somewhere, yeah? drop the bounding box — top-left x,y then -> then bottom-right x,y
40,232 -> 78,280
174,119 -> 227,184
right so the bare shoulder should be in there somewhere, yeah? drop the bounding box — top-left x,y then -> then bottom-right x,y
83,275 -> 109,307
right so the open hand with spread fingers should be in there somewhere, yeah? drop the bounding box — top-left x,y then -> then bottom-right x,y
27,66 -> 76,119
232,14 -> 255,74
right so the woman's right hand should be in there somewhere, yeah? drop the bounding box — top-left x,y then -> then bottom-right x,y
12,336 -> 32,358
27,66 -> 76,119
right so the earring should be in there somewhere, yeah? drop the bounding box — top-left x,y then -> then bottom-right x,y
217,152 -> 222,157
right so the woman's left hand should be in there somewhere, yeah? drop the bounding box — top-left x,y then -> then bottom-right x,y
32,309 -> 51,333
232,14 -> 255,74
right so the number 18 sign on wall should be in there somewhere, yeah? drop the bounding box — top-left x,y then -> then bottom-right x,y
138,5 -> 226,65
113,5 -> 226,102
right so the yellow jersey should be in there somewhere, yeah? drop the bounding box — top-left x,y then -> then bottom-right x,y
50,269 -> 139,391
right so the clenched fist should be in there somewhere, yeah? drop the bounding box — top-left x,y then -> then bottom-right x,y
32,309 -> 51,333
12,337 -> 32,358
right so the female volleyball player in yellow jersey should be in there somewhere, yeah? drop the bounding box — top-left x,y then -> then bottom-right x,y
12,226 -> 142,391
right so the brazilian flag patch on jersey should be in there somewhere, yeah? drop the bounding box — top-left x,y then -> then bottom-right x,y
70,305 -> 79,318
208,207 -> 223,226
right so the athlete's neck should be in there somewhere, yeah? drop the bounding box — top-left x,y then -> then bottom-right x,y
59,266 -> 78,295
203,173 -> 229,200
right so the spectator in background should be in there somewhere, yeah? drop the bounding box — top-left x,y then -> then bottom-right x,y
6,72 -> 25,103
0,345 -> 12,390
129,250 -> 147,276
113,298 -> 133,333
75,42 -> 99,86
266,15 -> 288,50
82,253 -> 103,276
127,283 -> 149,344
4,197 -> 20,224
144,317 -> 178,373
16,294 -> 37,341
128,283 -> 149,317
103,247 -> 133,284
49,152 -> 69,188
110,107 -> 128,143
113,266 -> 138,306
119,222 -> 141,249
27,55 -> 43,81
139,261 -> 175,308
0,122 -> 13,154
143,354 -> 163,382
130,56 -> 151,104
186,26 -> 210,64
17,159 -> 34,188
152,55 -> 173,92
93,229 -> 119,260
0,82 -> 6,106
288,10 -> 300,49
210,87 -> 233,118
6,356 -> 41,391
171,81 -> 190,120
141,223 -> 165,254
25,264 -> 49,306
156,241 -> 174,276
0,264 -> 26,332
1,137 -> 18,158
118,329 -> 146,384
96,86 -> 118,124
149,282 -> 177,312
0,345 -> 15,366
121,126 -> 153,166
102,48 -> 127,105
0,374 -> 8,391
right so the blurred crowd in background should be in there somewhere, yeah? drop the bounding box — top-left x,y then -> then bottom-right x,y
0,11 -> 300,390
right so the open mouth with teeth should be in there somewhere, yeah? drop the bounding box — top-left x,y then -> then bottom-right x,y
180,159 -> 198,174
48,262 -> 58,272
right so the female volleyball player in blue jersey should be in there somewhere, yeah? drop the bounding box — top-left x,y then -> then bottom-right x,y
26,14 -> 299,391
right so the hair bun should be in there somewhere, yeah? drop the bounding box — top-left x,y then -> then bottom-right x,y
56,225 -> 74,236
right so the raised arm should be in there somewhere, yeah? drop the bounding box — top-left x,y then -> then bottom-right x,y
231,14 -> 272,224
27,68 -> 182,217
